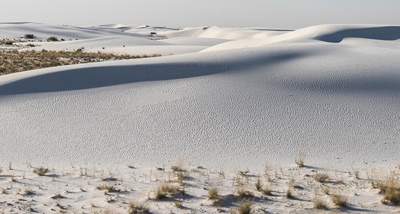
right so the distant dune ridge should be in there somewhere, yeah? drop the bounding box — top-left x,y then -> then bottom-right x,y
1,22 -> 400,171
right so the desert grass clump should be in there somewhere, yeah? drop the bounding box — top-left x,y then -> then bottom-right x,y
332,193 -> 347,207
33,167 -> 49,176
128,202 -> 150,214
208,187 -> 219,200
255,178 -> 263,191
354,169 -> 360,179
238,200 -> 252,214
262,185 -> 272,196
313,172 -> 330,183
171,158 -> 185,172
154,183 -> 180,200
313,197 -> 328,209
174,199 -> 183,208
286,185 -> 293,199
237,187 -> 254,198
23,187 -> 35,196
295,151 -> 306,167
97,183 -> 119,194
380,175 -> 400,205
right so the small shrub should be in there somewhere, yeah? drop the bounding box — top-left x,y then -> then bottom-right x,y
332,193 -> 347,207
97,183 -> 119,194
313,173 -> 329,183
5,41 -> 13,45
33,167 -> 49,176
24,34 -> 35,39
255,178 -> 263,191
155,187 -> 166,200
237,187 -> 254,198
354,169 -> 360,179
128,202 -> 150,213
47,36 -> 59,42
171,158 -> 185,172
238,200 -> 252,214
323,186 -> 330,195
262,185 -> 272,196
174,200 -> 182,208
381,175 -> 400,205
23,188 -> 35,196
286,185 -> 293,199
154,183 -> 179,200
314,197 -> 328,209
295,151 -> 306,167
208,187 -> 219,200
25,43 -> 35,47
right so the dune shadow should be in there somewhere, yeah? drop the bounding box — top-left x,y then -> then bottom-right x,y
0,52 -> 305,96
316,26 -> 400,43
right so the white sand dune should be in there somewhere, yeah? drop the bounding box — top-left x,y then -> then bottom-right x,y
2,23 -> 400,213
1,24 -> 400,172
203,24 -> 400,52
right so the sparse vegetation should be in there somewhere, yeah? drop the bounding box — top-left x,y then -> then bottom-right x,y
255,177 -> 263,191
313,197 -> 328,209
295,151 -> 306,167
97,183 -> 119,194
332,193 -> 347,207
237,187 -> 254,198
33,167 -> 49,176
171,158 -> 185,172
354,169 -> 360,179
0,49 -> 161,75
128,202 -> 150,213
286,185 -> 293,199
47,36 -> 59,42
154,183 -> 180,200
313,172 -> 330,183
262,185 -> 272,196
208,187 -> 219,200
380,175 -> 400,205
238,200 -> 252,214
24,34 -> 35,39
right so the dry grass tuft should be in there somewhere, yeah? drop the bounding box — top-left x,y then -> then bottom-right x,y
33,167 -> 49,176
295,151 -> 306,167
286,185 -> 293,199
313,197 -> 328,209
171,158 -> 185,172
154,183 -> 180,200
128,202 -> 150,213
97,183 -> 119,194
237,187 -> 254,198
380,175 -> 400,205
313,173 -> 330,183
208,187 -> 219,200
262,185 -> 272,196
255,178 -> 263,191
174,199 -> 183,208
332,193 -> 347,207
238,200 -> 252,214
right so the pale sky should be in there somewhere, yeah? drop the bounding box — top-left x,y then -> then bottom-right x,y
1,0 -> 400,29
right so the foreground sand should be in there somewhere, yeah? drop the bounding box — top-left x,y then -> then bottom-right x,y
1,161 -> 399,213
